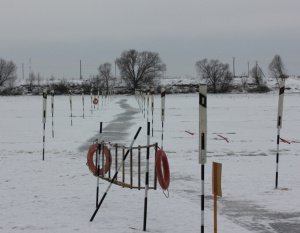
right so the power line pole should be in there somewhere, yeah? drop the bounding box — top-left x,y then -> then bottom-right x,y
233,57 -> 235,77
22,63 -> 24,80
80,60 -> 82,80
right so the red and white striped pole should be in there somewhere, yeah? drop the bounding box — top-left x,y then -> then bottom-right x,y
42,89 -> 47,160
199,84 -> 207,233
275,79 -> 285,189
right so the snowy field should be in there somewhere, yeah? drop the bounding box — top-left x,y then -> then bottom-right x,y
0,92 -> 300,233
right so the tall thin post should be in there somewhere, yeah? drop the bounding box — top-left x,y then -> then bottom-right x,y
90,127 -> 142,222
199,84 -> 207,233
161,88 -> 166,150
147,89 -> 150,122
97,88 -> 100,109
96,122 -> 103,206
143,122 -> 150,231
233,57 -> 235,78
22,63 -> 24,80
51,90 -> 54,138
82,89 -> 85,118
69,90 -> 73,126
275,79 -> 285,189
90,87 -> 93,113
80,60 -> 82,80
151,88 -> 154,137
42,89 -> 47,160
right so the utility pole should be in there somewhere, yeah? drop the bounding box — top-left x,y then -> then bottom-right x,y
233,57 -> 235,78
22,63 -> 24,80
248,61 -> 250,78
80,60 -> 82,80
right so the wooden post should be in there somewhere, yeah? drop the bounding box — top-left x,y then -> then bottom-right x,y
212,162 -> 222,233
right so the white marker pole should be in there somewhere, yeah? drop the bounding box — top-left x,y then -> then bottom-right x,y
275,79 -> 285,189
90,87 -> 93,113
42,89 -> 47,160
69,90 -> 73,126
199,84 -> 207,233
147,88 -> 150,122
161,88 -> 166,150
51,90 -> 54,138
151,88 -> 154,137
82,89 -> 85,119
97,88 -> 100,109
143,121 -> 150,231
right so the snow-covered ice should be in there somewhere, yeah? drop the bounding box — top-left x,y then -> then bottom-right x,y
0,92 -> 300,233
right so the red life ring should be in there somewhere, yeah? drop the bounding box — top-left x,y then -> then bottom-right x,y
156,149 -> 170,190
93,98 -> 98,105
87,144 -> 112,176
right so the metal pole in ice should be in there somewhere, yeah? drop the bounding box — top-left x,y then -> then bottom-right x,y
90,87 -> 93,113
42,89 -> 47,160
69,90 -> 73,126
96,122 -> 103,207
275,79 -> 285,189
51,90 -> 54,138
82,89 -> 85,119
90,127 -> 142,222
97,88 -> 100,109
161,88 -> 166,150
199,84 -> 207,233
151,88 -> 154,137
147,88 -> 150,122
143,121 -> 150,231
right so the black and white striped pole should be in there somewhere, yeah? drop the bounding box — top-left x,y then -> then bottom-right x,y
69,90 -> 73,126
97,88 -> 100,109
42,89 -> 47,161
143,121 -> 151,231
199,84 -> 207,233
96,122 -> 103,207
147,88 -> 150,123
51,90 -> 54,138
151,88 -> 154,137
161,88 -> 166,150
143,92 -> 146,119
90,127 -> 142,222
82,89 -> 85,119
90,87 -> 93,113
275,79 -> 285,189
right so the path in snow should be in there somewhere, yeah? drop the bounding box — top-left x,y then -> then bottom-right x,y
78,98 -> 139,152
219,198 -> 300,233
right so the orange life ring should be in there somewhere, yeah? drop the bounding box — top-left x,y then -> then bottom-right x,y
93,98 -> 98,105
87,144 -> 112,176
156,149 -> 170,190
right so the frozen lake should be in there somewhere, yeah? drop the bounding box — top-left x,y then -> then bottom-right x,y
0,93 -> 299,233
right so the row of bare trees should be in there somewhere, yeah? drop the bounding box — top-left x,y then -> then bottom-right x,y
0,53 -> 288,93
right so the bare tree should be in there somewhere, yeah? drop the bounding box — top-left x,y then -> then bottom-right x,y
195,59 -> 233,93
268,54 -> 288,84
98,63 -> 112,93
250,63 -> 264,86
116,49 -> 166,92
0,59 -> 17,87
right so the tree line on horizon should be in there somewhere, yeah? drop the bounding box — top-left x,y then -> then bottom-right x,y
0,51 -> 288,95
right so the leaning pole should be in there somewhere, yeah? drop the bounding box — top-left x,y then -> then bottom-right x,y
275,79 -> 285,189
199,84 -> 207,233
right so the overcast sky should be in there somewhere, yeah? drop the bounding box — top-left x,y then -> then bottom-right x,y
1,0 -> 300,80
